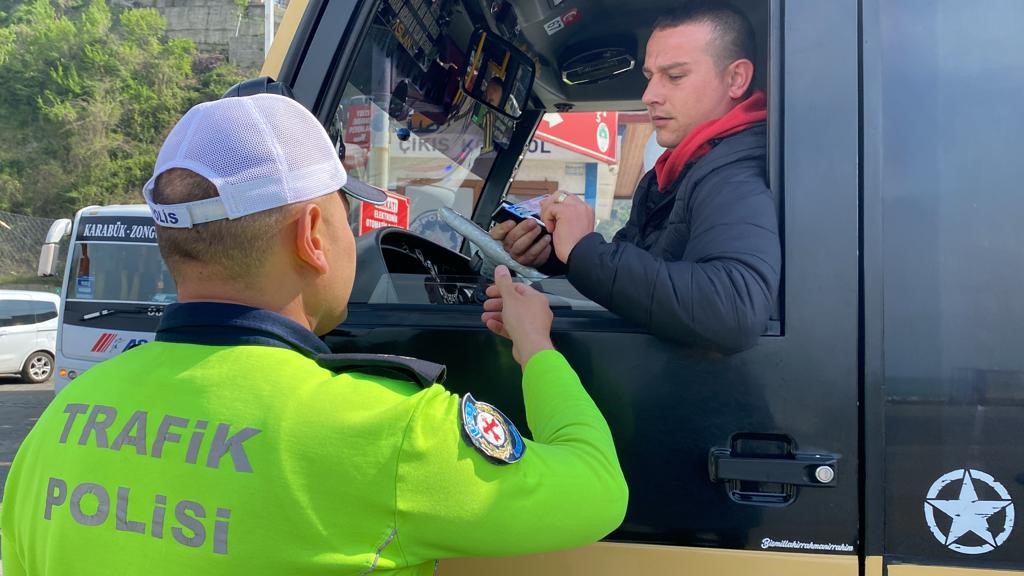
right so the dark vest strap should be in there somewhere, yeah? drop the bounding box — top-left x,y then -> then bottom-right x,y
314,353 -> 447,389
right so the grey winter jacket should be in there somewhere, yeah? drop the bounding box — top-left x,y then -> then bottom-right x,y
559,122 -> 780,353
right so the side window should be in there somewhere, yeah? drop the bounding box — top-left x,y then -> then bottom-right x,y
506,112 -> 654,244
501,4 -> 780,330
0,301 -> 12,327
30,300 -> 58,323
0,300 -> 37,327
506,103 -> 780,320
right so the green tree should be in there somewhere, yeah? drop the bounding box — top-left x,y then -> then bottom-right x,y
0,0 -> 245,217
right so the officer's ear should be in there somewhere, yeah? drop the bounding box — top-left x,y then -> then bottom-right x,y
294,202 -> 330,275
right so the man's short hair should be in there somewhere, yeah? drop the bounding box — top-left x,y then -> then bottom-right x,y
653,2 -> 756,70
151,168 -> 292,282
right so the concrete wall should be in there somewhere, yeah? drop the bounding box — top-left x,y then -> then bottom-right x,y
134,0 -> 285,70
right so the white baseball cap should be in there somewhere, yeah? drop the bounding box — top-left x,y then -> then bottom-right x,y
143,93 -> 387,228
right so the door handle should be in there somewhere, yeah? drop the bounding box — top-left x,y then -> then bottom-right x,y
709,433 -> 838,506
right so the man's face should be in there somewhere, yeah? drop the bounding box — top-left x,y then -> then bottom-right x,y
642,22 -> 736,148
312,192 -> 357,334
485,82 -> 503,106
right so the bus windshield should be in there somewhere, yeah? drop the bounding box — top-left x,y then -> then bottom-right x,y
331,13 -> 514,249
67,242 -> 176,304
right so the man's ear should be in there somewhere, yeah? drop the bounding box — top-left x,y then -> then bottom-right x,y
295,203 -> 330,274
726,58 -> 755,99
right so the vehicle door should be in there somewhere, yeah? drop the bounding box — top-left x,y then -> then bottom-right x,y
265,0 -> 861,573
0,299 -> 38,372
27,298 -> 58,354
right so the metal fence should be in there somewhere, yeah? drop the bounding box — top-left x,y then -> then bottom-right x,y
0,210 -> 64,291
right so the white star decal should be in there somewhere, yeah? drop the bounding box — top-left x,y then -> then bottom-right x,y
924,469 -> 1015,555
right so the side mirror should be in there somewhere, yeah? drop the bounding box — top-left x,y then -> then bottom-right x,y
38,218 -> 72,277
388,79 -> 412,120
222,76 -> 295,99
462,27 -> 535,119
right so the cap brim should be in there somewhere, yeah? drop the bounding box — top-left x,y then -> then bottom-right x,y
342,177 -> 388,205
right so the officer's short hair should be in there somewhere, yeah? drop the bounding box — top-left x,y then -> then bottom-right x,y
151,168 -> 292,282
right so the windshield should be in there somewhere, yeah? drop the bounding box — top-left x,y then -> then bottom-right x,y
330,14 -> 514,250
68,242 -> 176,304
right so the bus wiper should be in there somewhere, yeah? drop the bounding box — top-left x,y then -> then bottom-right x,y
80,305 -> 164,321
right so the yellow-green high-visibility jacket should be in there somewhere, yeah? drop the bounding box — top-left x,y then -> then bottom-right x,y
1,303 -> 628,575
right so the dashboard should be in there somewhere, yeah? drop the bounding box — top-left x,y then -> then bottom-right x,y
351,228 -> 485,305
351,227 -> 606,311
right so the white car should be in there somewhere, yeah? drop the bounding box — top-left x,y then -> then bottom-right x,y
0,289 -> 60,383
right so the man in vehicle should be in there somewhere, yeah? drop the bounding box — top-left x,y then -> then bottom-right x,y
1,94 -> 627,575
484,75 -> 504,107
491,3 -> 780,354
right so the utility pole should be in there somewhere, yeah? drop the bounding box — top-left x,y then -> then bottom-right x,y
264,0 -> 274,58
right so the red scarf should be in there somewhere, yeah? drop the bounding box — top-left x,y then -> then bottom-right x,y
653,90 -> 767,191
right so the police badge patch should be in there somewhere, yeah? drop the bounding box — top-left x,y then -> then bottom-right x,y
460,393 -> 526,464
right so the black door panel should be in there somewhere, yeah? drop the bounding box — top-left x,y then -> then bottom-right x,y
326,308 -> 859,551
301,0 -> 864,560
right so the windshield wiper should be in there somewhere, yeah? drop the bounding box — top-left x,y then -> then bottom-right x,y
80,305 -> 164,321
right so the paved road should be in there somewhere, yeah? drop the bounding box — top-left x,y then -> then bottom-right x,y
0,376 -> 54,574
0,377 -> 53,495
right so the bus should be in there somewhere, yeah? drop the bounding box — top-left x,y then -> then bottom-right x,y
38,205 -> 172,393
38,0 -> 1024,572
244,0 -> 1023,574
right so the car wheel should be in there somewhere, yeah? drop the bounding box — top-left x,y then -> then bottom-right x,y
22,351 -> 53,383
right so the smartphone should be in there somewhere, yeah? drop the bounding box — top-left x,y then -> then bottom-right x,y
491,195 -> 548,231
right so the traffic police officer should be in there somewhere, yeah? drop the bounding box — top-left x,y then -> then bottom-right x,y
1,94 -> 628,575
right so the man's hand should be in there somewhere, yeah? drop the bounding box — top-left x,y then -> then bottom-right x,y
540,191 -> 595,263
480,265 -> 554,366
490,219 -> 553,268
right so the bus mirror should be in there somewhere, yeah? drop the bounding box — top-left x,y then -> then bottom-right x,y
462,28 -> 534,119
38,218 -> 72,277
38,244 -> 59,277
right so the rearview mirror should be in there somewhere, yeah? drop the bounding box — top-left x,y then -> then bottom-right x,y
462,28 -> 535,119
38,218 -> 72,277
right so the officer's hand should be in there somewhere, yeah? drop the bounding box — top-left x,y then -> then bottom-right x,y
481,265 -> 554,366
490,219 -> 552,268
540,192 -> 595,263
